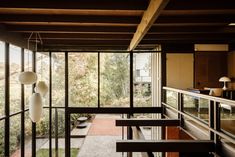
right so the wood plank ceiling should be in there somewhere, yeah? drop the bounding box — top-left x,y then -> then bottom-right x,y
0,0 -> 235,51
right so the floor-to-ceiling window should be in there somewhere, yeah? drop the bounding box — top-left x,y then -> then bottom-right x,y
9,45 -> 22,156
0,49 -> 157,157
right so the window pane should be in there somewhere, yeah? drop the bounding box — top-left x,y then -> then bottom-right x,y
52,53 -> 65,107
25,112 -> 32,157
10,114 -> 21,156
36,52 -> 50,106
100,53 -> 130,107
0,41 -> 4,116
24,49 -> 33,109
69,53 -> 98,107
0,120 -> 4,156
10,45 -> 21,114
52,109 -> 65,157
36,109 -> 49,156
133,53 -> 152,107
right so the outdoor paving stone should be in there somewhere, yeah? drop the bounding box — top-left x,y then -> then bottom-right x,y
77,136 -> 123,157
40,138 -> 84,149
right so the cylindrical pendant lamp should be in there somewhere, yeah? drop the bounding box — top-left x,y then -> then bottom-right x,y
29,93 -> 43,123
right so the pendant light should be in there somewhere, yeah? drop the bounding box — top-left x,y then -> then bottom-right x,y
29,93 -> 43,123
19,32 -> 38,84
27,32 -> 43,123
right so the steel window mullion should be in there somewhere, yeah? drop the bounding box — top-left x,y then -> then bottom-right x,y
4,42 -> 10,157
32,51 -> 36,157
65,52 -> 70,157
20,48 -> 25,157
98,52 -> 100,108
49,52 -> 52,157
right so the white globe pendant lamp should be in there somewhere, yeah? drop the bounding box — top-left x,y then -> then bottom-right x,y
19,32 -> 39,85
19,71 -> 37,85
36,81 -> 49,97
29,93 -> 43,123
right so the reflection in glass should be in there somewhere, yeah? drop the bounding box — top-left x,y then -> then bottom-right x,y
10,45 -> 21,114
36,52 -> 50,106
68,53 -> 98,107
183,94 -> 209,123
24,49 -> 33,109
100,53 -> 130,107
133,53 -> 152,107
165,90 -> 177,108
220,104 -> 235,136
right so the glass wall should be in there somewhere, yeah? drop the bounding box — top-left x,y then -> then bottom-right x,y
35,52 -> 50,156
100,53 -> 130,107
68,53 -> 98,107
10,115 -> 21,156
0,49 -> 157,157
133,53 -> 152,107
0,43 -> 35,157
9,44 -> 21,114
52,53 -> 65,107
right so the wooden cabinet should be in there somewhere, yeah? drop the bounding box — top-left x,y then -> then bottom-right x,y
195,52 -> 228,89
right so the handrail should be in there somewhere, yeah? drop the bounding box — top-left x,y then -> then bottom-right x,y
162,86 -> 235,147
162,102 -> 235,144
163,86 -> 235,107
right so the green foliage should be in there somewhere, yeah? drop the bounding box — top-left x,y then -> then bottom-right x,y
69,54 -> 98,107
100,53 -> 130,106
37,148 -> 79,157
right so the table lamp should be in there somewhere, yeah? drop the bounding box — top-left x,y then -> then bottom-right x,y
219,76 -> 231,90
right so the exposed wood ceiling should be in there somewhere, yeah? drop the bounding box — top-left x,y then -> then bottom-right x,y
0,0 -> 235,51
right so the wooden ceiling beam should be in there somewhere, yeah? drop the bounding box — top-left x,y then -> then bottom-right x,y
155,15 -> 235,24
7,25 -> 136,33
42,40 -> 131,45
0,0 -> 149,10
2,22 -> 138,27
0,14 -> 140,24
22,33 -> 133,39
0,8 -> 144,16
41,45 -> 129,51
149,26 -> 235,34
144,33 -> 235,40
128,0 -> 169,50
165,0 -> 235,10
161,9 -> 235,16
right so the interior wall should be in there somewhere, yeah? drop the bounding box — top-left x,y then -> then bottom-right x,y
166,53 -> 194,89
228,51 -> 235,89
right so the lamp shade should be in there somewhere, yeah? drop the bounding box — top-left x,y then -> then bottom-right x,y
29,93 -> 43,123
219,76 -> 231,82
36,81 -> 49,97
19,71 -> 37,85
